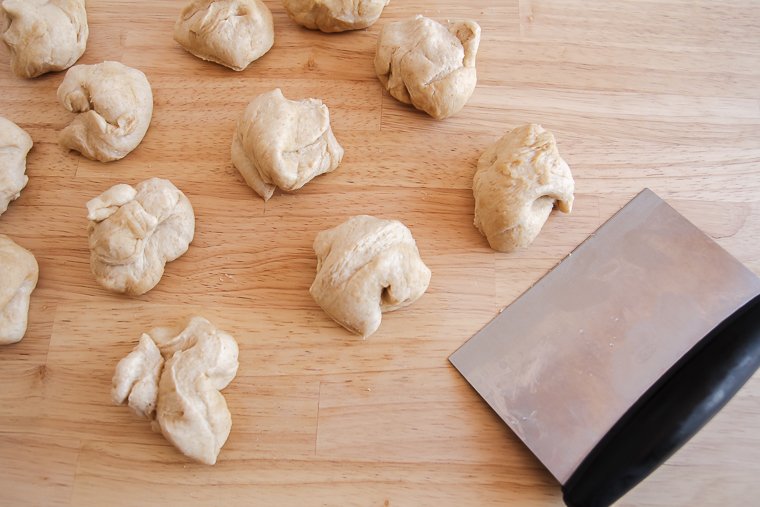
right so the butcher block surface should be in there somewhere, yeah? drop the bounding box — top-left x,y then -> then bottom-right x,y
1,1 -> 760,506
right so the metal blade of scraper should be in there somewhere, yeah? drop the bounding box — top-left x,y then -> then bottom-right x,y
450,188 -> 760,487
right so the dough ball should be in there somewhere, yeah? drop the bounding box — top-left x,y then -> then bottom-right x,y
174,0 -> 274,71
310,215 -> 431,338
112,316 -> 239,465
58,61 -> 153,162
283,0 -> 390,33
473,124 -> 575,252
374,15 -> 480,120
0,234 -> 38,345
0,0 -> 88,78
87,178 -> 195,296
0,117 -> 32,216
231,88 -> 344,200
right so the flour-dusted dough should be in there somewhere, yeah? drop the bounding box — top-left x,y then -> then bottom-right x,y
283,0 -> 390,32
0,0 -> 88,78
112,316 -> 239,465
174,0 -> 274,71
0,117 -> 32,216
0,234 -> 38,345
231,88 -> 344,200
473,124 -> 575,252
375,15 -> 480,120
310,215 -> 431,338
87,178 -> 195,296
58,61 -> 153,162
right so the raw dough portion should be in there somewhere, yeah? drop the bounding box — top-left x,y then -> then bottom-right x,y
231,88 -> 344,200
174,0 -> 274,71
283,0 -> 390,33
0,117 -> 32,216
112,316 -> 239,465
87,178 -> 195,296
111,334 -> 163,419
0,0 -> 88,78
473,124 -> 574,252
375,15 -> 480,120
58,61 -> 153,162
0,234 -> 38,345
310,215 -> 431,338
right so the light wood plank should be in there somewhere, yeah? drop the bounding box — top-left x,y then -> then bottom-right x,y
0,433 -> 80,507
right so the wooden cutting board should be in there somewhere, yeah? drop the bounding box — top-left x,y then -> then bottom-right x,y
1,1 -> 759,506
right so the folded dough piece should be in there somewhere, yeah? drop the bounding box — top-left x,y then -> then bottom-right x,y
58,61 -> 153,162
473,124 -> 575,252
0,0 -> 88,78
231,88 -> 344,200
111,333 -> 164,419
174,0 -> 274,71
310,215 -> 431,338
0,117 -> 32,216
283,0 -> 390,32
87,178 -> 195,296
0,234 -> 38,345
375,15 -> 480,120
112,316 -> 239,465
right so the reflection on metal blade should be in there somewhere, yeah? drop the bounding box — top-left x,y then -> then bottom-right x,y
450,189 -> 760,484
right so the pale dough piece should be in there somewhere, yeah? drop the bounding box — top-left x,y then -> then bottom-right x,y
310,215 -> 431,338
0,234 -> 38,345
374,15 -> 480,120
111,334 -> 164,419
283,0 -> 390,33
473,124 -> 575,252
0,0 -> 88,78
112,316 -> 239,465
87,178 -> 195,296
58,61 -> 153,162
0,117 -> 32,216
231,88 -> 344,200
174,0 -> 274,71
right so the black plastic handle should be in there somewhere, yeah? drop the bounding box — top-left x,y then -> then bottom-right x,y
562,294 -> 760,507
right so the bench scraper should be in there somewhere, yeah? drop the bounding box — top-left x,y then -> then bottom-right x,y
450,188 -> 760,506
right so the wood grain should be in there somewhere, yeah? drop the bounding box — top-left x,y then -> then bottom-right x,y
1,1 -> 759,506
